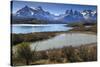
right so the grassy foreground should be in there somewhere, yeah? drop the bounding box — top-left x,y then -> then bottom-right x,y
12,43 -> 97,66
11,22 -> 97,66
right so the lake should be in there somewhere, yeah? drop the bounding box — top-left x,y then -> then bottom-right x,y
12,24 -> 72,34
12,24 -> 97,52
30,33 -> 97,51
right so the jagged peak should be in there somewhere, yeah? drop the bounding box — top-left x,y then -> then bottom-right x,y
83,10 -> 93,13
74,10 -> 79,15
65,9 -> 74,16
22,5 -> 31,9
24,5 -> 29,8
36,6 -> 43,10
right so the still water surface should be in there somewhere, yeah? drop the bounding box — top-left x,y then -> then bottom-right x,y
30,33 -> 97,51
12,24 -> 72,34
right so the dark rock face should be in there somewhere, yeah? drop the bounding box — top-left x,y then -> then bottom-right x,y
12,5 -> 97,24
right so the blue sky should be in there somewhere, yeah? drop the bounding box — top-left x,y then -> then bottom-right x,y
11,1 -> 97,15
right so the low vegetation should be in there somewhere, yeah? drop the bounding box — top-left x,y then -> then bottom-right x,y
11,32 -> 59,45
67,22 -> 97,33
12,43 -> 97,66
11,21 -> 97,66
12,18 -> 48,24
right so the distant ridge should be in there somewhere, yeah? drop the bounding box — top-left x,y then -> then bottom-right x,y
12,5 -> 97,24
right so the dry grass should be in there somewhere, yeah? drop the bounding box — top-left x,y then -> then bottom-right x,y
12,43 -> 97,66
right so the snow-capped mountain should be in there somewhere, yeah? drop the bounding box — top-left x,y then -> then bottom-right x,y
16,5 -> 35,17
14,6 -> 56,21
12,5 -> 97,24
81,10 -> 97,20
56,10 -> 85,23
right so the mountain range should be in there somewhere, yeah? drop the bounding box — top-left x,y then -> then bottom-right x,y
12,5 -> 97,24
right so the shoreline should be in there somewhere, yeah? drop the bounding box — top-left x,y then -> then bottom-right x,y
12,31 -> 97,46
12,32 -> 97,53
12,31 -> 97,66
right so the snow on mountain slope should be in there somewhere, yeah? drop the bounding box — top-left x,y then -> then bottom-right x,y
13,5 -> 97,23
